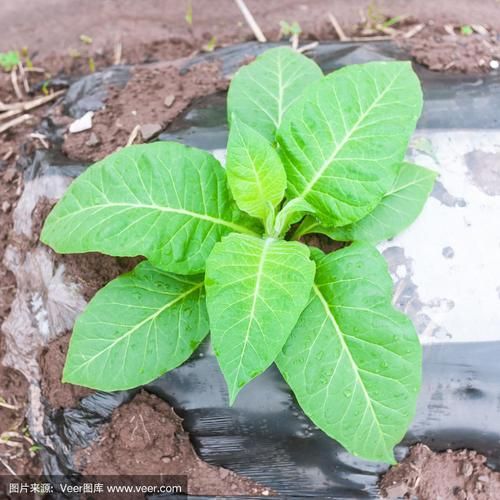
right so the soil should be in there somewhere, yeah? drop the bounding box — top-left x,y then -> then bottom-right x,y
63,254 -> 142,301
75,391 -> 273,496
0,164 -> 38,476
62,61 -> 228,162
302,233 -> 346,254
0,167 -> 20,329
380,444 -> 500,499
402,26 -> 500,73
39,334 -> 92,409
0,341 -> 41,476
0,331 -> 40,477
2,0 -> 500,72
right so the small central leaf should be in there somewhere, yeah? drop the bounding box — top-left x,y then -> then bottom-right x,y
226,117 -> 286,222
205,234 -> 315,403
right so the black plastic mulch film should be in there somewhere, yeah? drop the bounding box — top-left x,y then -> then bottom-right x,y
11,42 -> 500,499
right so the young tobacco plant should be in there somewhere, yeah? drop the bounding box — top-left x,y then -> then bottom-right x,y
41,48 -> 436,463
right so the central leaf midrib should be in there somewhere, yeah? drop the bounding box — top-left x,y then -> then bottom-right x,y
312,283 -> 389,447
66,281 -> 204,376
276,52 -> 284,128
231,237 -> 273,398
53,202 -> 256,236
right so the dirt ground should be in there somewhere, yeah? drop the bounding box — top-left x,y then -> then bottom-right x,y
1,0 -> 500,76
62,61 -> 229,161
2,0 -> 500,494
2,0 -> 500,60
75,391 -> 272,496
381,444 -> 500,500
0,346 -> 40,476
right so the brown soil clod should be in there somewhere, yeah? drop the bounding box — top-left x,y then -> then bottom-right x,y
401,26 -> 500,73
62,61 -> 228,163
75,391 -> 274,497
380,444 -> 500,500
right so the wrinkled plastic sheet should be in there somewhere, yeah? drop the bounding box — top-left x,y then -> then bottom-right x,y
3,41 -> 500,499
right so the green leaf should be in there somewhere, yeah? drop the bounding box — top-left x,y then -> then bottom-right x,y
461,25 -> 473,36
41,142 -> 258,275
305,162 -> 437,243
273,197 -> 315,238
205,234 -> 315,403
227,47 -> 323,142
276,243 -> 421,463
226,117 -> 286,222
0,51 -> 20,71
63,261 -> 209,391
278,61 -> 423,227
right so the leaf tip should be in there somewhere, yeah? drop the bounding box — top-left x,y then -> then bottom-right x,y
386,451 -> 398,465
228,388 -> 240,407
376,443 -> 398,465
429,168 -> 439,180
61,369 -> 73,386
226,375 -> 248,406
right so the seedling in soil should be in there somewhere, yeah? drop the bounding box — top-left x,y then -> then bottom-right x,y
279,20 -> 302,49
460,25 -> 473,36
185,0 -> 193,26
87,56 -> 96,73
42,48 -> 436,463
20,47 -> 33,69
202,36 -> 217,53
279,20 -> 302,37
0,51 -> 20,72
29,444 -> 43,455
79,34 -> 93,45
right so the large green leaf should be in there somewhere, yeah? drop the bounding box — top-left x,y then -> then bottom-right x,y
303,162 -> 437,243
278,61 -> 423,227
205,234 -> 315,403
63,261 -> 209,391
226,117 -> 286,222
41,142 -> 257,275
227,47 -> 323,142
276,243 -> 421,463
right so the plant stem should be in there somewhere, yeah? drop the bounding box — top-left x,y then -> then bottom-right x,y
290,217 -> 319,240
